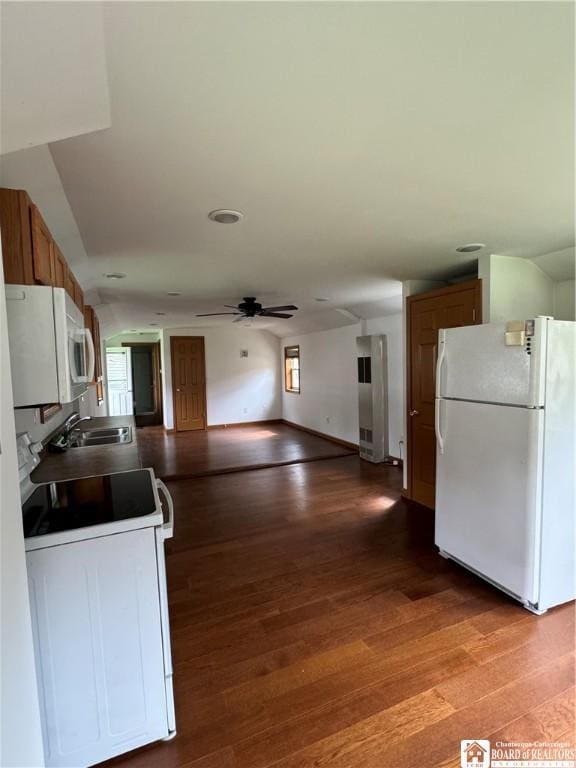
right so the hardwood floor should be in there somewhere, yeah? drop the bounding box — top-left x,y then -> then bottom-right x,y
137,422 -> 355,479
105,454 -> 575,768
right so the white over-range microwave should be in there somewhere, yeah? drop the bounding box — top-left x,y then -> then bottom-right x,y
6,285 -> 95,406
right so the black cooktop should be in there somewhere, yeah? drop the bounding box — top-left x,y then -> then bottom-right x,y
23,469 -> 157,538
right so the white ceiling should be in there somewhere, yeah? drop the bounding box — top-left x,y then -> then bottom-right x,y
0,2 -> 110,155
532,247 -> 575,282
7,3 -> 576,337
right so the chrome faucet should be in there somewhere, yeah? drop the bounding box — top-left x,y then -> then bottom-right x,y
62,413 -> 91,436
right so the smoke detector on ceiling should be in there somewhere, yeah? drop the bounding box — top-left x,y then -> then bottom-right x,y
208,209 -> 244,224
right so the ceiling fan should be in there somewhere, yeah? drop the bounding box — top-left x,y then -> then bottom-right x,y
196,297 -> 299,322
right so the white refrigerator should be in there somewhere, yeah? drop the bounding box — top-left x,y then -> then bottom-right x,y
435,317 -> 575,614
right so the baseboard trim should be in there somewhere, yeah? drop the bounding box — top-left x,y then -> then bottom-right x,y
207,419 -> 282,430
280,419 -> 359,452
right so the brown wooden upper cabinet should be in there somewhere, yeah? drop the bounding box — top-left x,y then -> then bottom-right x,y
0,187 -> 84,312
30,205 -> 55,286
0,189 -> 34,285
53,243 -> 68,290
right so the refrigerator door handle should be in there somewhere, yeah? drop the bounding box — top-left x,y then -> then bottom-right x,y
436,331 -> 446,398
435,397 -> 445,454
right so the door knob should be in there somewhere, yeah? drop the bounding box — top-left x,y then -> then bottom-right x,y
176,388 -> 181,392
410,409 -> 419,416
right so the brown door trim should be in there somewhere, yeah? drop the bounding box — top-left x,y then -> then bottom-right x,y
405,278 -> 482,505
170,336 -> 207,432
121,341 -> 163,426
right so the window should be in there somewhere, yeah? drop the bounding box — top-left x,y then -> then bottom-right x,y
284,345 -> 300,393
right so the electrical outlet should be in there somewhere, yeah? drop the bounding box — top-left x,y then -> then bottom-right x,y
243,407 -> 248,415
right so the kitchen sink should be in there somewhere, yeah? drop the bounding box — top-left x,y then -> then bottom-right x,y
69,426 -> 132,448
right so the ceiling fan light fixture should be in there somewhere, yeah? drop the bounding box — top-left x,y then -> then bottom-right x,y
208,209 -> 244,224
456,243 -> 486,253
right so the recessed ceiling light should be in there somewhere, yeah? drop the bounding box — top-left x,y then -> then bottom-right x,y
315,297 -> 330,302
208,209 -> 244,224
167,292 -> 181,296
456,243 -> 486,253
103,272 -> 126,279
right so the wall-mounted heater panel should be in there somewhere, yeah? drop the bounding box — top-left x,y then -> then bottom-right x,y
357,335 -> 388,463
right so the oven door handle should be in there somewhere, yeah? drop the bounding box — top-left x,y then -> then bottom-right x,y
156,479 -> 174,539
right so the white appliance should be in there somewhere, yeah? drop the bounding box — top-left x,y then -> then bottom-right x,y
435,317 -> 575,614
356,334 -> 388,462
19,438 -> 176,767
5,284 -> 94,406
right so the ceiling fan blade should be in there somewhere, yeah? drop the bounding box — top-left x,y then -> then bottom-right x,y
224,305 -> 239,309
261,305 -> 298,312
260,312 -> 293,319
195,312 -> 242,316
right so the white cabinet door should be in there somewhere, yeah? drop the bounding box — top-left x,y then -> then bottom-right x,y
27,528 -> 169,767
435,399 -> 543,603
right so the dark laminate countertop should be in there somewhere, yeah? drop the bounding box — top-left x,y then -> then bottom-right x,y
31,415 -> 143,484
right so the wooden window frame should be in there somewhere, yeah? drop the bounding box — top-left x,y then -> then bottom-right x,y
284,345 -> 300,394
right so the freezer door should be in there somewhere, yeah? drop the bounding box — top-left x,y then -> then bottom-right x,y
437,320 -> 547,406
435,399 -> 543,602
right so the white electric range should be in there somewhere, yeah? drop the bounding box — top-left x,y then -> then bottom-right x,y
18,433 -> 176,768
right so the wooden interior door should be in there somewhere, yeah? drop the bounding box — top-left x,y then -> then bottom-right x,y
171,336 -> 207,431
407,279 -> 482,509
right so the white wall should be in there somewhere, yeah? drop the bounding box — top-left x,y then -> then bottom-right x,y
478,253 -> 554,322
14,403 -> 75,446
1,2 -> 110,155
162,327 -> 281,429
553,279 -> 575,320
280,316 -> 404,455
14,382 -> 107,444
0,266 -> 45,767
281,325 -> 359,446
